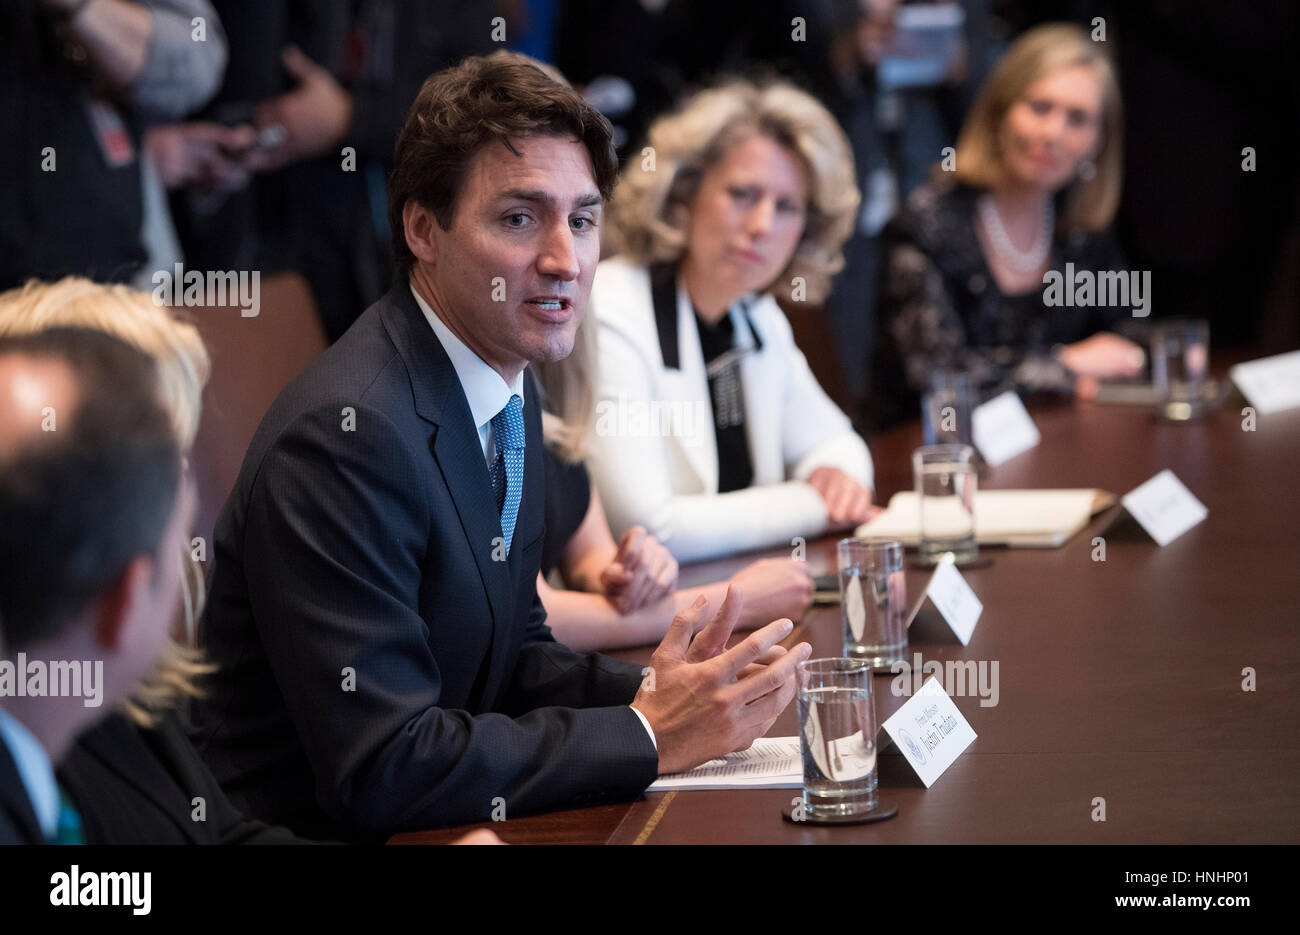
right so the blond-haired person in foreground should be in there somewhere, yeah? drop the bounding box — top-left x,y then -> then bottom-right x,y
0,278 -> 502,845
586,79 -> 877,565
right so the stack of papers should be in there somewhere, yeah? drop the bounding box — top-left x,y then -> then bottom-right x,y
648,738 -> 802,792
856,489 -> 1114,548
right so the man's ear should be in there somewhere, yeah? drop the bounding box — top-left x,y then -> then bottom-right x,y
403,200 -> 441,267
93,556 -> 153,652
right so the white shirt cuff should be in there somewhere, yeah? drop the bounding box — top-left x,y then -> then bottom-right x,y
629,706 -> 657,751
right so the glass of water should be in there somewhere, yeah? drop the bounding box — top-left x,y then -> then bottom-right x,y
838,537 -> 907,670
1151,318 -> 1210,420
797,657 -> 879,821
921,369 -> 974,445
913,444 -> 978,566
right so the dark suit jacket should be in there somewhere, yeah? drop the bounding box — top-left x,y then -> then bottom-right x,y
58,711 -> 312,845
0,739 -> 43,845
190,283 -> 658,841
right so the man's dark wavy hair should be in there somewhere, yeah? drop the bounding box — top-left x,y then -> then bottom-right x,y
387,51 -> 619,275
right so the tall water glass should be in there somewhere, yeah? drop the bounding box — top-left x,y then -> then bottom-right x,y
1151,318 -> 1210,421
921,369 -> 974,445
913,443 -> 978,566
838,537 -> 907,670
797,658 -> 878,820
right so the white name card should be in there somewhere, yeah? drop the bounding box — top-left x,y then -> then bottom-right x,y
972,391 -> 1040,466
879,677 -> 976,788
1120,469 -> 1207,546
1230,350 -> 1300,415
906,558 -> 983,646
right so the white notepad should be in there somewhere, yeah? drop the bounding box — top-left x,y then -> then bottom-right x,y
857,489 -> 1114,548
647,737 -> 802,791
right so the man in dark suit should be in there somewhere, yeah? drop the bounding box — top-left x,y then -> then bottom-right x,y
0,327 -> 189,844
189,52 -> 810,841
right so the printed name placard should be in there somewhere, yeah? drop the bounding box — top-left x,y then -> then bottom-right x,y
1230,350 -> 1300,415
879,677 -> 976,787
972,390 -> 1040,466
905,558 -> 983,646
1120,469 -> 1207,546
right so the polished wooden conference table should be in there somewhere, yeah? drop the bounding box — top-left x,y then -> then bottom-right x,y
391,391 -> 1300,844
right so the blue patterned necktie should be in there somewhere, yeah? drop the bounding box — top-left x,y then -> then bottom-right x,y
488,394 -> 525,554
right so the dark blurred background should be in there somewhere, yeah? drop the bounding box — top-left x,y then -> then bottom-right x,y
3,0 -> 1296,417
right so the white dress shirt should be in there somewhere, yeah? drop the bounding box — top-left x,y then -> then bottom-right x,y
409,282 -> 657,752
0,708 -> 58,840
410,284 -> 525,466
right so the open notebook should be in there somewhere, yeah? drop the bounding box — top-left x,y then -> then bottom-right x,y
856,489 -> 1115,548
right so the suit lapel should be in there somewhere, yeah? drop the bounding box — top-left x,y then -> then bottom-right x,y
379,285 -> 514,662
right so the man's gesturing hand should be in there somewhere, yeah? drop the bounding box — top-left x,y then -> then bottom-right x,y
631,585 -> 811,775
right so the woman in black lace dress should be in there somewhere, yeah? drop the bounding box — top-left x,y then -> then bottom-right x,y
866,24 -> 1146,431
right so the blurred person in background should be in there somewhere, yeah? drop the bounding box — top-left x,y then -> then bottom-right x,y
586,79 -> 875,564
165,0 -> 498,341
824,0 -> 999,411
0,0 -> 228,290
864,23 -> 1144,431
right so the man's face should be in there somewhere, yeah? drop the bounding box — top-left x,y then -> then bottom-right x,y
0,353 -> 192,709
115,471 -> 195,692
418,134 -> 603,378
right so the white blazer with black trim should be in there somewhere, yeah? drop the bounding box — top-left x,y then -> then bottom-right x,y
585,256 -> 874,563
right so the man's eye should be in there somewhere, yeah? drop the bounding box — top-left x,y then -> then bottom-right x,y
1029,99 -> 1052,115
505,214 -> 530,227
728,186 -> 759,203
571,216 -> 594,231
776,199 -> 803,215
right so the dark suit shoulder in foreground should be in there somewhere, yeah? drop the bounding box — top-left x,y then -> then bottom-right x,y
58,710 -> 313,845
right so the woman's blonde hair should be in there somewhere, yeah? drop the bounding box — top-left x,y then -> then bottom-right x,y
532,313 -> 599,462
607,79 -> 860,305
0,277 -> 215,726
951,22 -> 1124,232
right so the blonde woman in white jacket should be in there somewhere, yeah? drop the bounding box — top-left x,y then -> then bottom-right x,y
585,80 -> 877,563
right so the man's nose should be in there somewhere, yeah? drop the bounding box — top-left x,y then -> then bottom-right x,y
537,222 -> 580,281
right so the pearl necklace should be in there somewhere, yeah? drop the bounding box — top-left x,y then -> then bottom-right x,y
977,193 -> 1053,273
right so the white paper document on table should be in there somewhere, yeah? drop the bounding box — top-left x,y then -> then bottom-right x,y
647,737 -> 803,791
